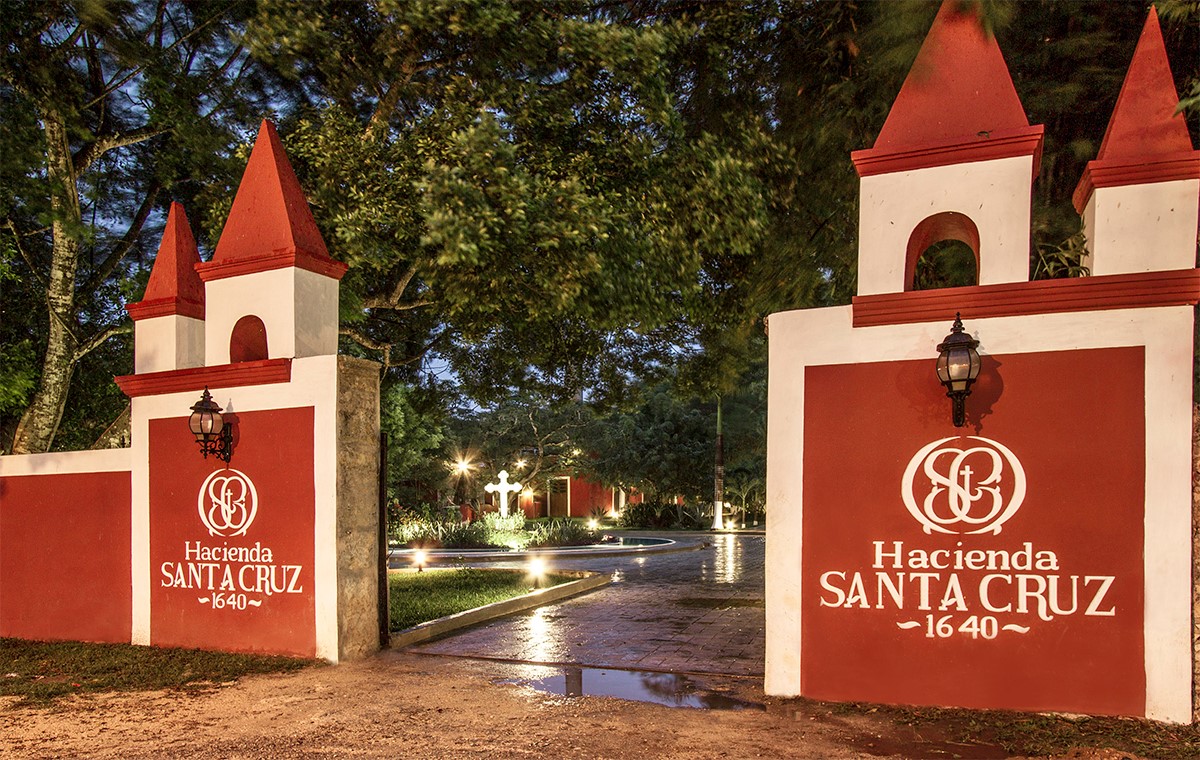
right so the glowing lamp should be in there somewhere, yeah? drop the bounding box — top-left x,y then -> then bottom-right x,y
528,556 -> 546,588
935,313 -> 982,428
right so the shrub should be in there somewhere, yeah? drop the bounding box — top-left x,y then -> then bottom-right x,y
617,500 -> 674,529
673,501 -> 709,530
480,511 -> 529,550
436,521 -> 500,549
527,517 -> 597,548
389,506 -> 505,549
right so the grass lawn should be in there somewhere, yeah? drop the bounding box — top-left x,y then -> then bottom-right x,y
389,567 -> 572,631
0,638 -> 315,707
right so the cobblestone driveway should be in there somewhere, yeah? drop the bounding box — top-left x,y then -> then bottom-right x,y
406,533 -> 765,677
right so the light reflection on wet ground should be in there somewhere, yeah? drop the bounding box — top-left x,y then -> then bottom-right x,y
492,663 -> 764,711
408,533 -> 765,677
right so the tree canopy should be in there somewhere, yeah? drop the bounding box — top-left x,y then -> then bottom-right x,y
2,0 -> 1196,457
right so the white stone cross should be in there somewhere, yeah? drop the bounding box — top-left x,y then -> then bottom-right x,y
484,469 -> 523,518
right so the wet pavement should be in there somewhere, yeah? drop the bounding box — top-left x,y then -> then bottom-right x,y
405,533 -> 765,677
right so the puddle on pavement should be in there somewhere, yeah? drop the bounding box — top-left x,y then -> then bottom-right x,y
496,666 -> 763,711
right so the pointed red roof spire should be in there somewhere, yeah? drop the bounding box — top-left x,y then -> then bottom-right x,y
1072,7 -> 1199,211
852,1 -> 1043,176
1096,7 -> 1194,162
875,1 -> 1030,150
126,201 -> 205,321
197,120 -> 347,282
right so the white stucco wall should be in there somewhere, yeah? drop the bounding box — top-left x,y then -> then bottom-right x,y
204,268 -> 339,365
858,156 -> 1036,296
134,316 -> 205,374
1081,179 -> 1200,276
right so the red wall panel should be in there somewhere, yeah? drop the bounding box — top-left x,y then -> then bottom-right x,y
0,471 -> 132,643
149,407 -> 316,657
801,347 -> 1145,716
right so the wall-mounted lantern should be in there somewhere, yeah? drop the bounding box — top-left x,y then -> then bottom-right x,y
935,313 -> 981,428
189,387 -> 233,463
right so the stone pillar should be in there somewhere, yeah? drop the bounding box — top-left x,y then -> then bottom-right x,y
336,356 -> 382,660
1192,402 -> 1200,723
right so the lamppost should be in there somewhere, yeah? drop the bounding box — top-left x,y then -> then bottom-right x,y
935,313 -> 982,428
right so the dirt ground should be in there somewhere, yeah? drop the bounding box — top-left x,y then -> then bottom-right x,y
0,650 -> 1153,759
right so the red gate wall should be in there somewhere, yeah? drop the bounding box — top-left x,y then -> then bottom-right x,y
800,347 -> 1146,715
148,407 -> 316,657
0,470 -> 132,643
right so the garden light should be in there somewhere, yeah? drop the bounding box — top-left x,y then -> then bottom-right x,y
413,549 -> 427,572
528,556 -> 546,588
587,518 -> 599,531
188,387 -> 233,463
454,459 -> 472,475
935,313 -> 982,428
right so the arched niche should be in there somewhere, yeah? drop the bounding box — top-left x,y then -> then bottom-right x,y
229,315 -> 269,363
904,211 -> 981,291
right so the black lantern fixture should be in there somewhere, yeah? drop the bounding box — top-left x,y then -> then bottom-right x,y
935,313 -> 981,428
188,387 -> 232,463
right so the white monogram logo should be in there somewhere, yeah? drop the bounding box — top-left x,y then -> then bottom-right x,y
198,468 -> 259,537
901,436 -> 1025,536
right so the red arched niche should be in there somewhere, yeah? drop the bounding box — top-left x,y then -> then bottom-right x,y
904,212 -> 980,291
229,315 -> 268,363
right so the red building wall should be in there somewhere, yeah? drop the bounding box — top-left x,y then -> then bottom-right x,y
568,478 -> 611,518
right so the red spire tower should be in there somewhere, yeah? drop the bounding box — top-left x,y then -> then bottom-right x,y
196,120 -> 346,365
850,1 -> 1044,296
125,202 -> 206,372
1073,7 -> 1199,276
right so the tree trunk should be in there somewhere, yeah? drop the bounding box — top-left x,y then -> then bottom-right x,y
711,395 -> 725,530
10,113 -> 81,454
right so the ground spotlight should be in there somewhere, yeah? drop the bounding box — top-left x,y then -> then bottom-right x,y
528,556 -> 546,588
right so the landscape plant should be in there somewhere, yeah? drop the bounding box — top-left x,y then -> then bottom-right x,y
527,518 -> 598,548
617,500 -> 674,530
388,568 -> 570,631
390,506 -> 610,550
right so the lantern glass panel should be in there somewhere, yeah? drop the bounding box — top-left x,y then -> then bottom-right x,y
967,350 -> 982,380
946,348 -> 973,391
936,353 -> 951,384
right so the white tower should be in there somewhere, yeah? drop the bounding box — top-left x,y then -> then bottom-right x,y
195,120 -> 347,366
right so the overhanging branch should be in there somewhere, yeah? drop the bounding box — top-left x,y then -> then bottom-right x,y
74,322 -> 133,361
361,265 -> 433,310
83,182 -> 161,294
4,219 -> 50,292
74,126 -> 167,174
